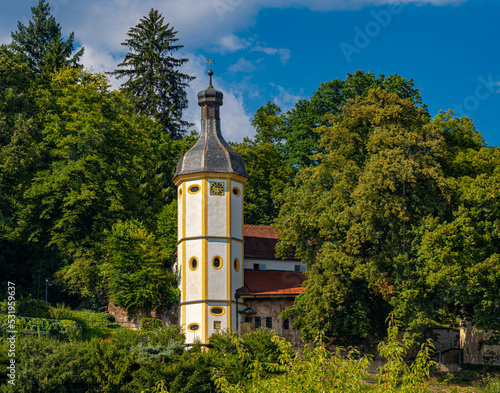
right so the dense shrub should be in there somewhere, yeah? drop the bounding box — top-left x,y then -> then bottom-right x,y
140,318 -> 163,331
0,335 -> 96,393
49,304 -> 112,339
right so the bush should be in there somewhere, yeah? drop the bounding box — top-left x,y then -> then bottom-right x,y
461,363 -> 500,372
477,374 -> 500,393
1,335 -> 97,393
141,318 -> 162,331
49,305 -> 113,340
1,297 -> 51,318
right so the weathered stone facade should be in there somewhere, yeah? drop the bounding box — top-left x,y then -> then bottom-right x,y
240,297 -> 303,350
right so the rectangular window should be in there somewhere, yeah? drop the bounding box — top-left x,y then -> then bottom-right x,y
266,317 -> 272,329
294,265 -> 301,272
283,318 -> 289,330
254,263 -> 260,270
214,321 -> 221,330
244,316 -> 252,323
255,317 -> 261,328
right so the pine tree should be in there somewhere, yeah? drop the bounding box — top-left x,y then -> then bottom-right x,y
113,9 -> 194,139
10,0 -> 83,74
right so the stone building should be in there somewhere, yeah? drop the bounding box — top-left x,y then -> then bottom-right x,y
238,224 -> 306,349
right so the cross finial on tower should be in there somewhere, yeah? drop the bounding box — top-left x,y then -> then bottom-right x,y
207,58 -> 215,87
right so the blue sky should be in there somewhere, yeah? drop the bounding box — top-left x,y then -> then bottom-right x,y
1,0 -> 498,145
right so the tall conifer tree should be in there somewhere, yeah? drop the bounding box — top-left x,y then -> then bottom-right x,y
113,9 -> 194,139
10,0 -> 83,74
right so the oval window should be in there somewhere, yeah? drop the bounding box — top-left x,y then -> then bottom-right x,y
212,256 -> 222,269
189,257 -> 198,271
188,185 -> 200,194
179,188 -> 183,197
233,258 -> 240,272
187,323 -> 200,332
232,187 -> 241,197
210,307 -> 225,316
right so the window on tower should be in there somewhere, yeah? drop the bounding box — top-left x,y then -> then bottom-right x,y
188,184 -> 200,194
210,181 -> 224,195
189,257 -> 198,271
266,317 -> 273,329
212,256 -> 223,269
210,307 -> 225,316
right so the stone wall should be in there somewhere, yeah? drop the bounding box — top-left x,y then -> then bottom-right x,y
461,320 -> 500,364
108,302 -> 179,330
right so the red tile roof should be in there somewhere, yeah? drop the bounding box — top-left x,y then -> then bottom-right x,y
244,225 -> 278,259
240,270 -> 306,297
243,225 -> 279,239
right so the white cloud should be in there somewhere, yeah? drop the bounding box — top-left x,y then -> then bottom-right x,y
251,45 -> 291,64
219,34 -> 250,52
181,53 -> 255,143
228,57 -> 257,73
80,44 -> 123,89
1,0 -> 468,68
270,83 -> 304,111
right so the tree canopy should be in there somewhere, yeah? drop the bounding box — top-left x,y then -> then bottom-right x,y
277,89 -> 499,346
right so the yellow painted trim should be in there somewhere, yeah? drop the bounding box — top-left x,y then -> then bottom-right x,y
241,185 -> 245,284
212,255 -> 223,270
173,172 -> 249,186
187,323 -> 201,333
227,179 -> 231,238
202,303 -> 207,344
181,304 -> 186,333
202,179 -> 207,300
188,257 -> 199,271
177,236 -> 244,245
188,184 -> 201,194
182,183 -> 186,239
182,182 -> 186,307
226,179 -> 232,330
227,303 -> 232,332
209,306 -> 226,316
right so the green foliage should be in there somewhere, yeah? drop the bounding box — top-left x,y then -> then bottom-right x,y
0,64 -> 183,305
113,8 -> 194,139
476,374 -> 500,393
277,88 -> 449,346
103,220 -> 177,311
376,317 -> 436,392
141,318 -> 163,331
10,0 -> 83,74
4,335 -> 95,392
85,338 -> 136,393
15,297 -> 50,318
252,71 -> 423,169
233,140 -> 292,225
48,305 -> 112,339
141,380 -> 169,393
